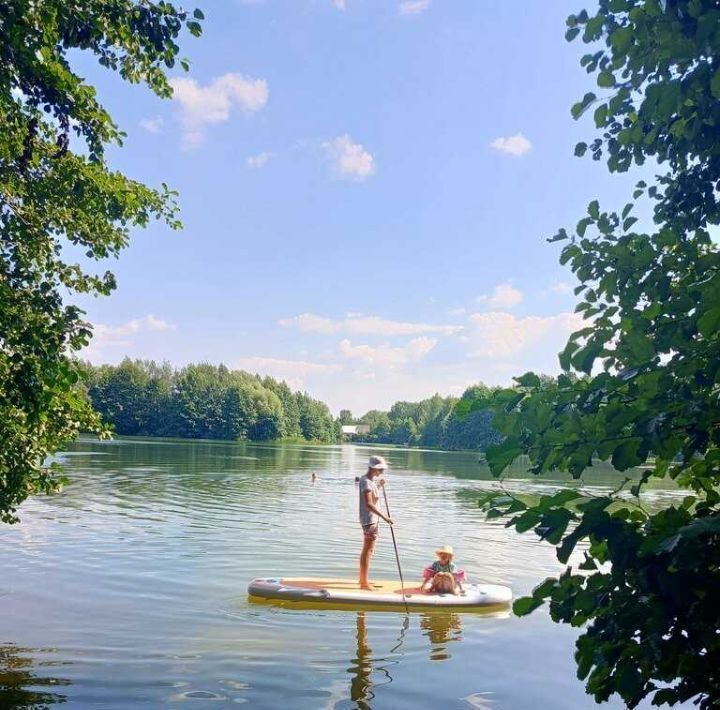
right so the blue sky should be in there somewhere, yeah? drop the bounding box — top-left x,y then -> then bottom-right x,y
78,0 -> 646,414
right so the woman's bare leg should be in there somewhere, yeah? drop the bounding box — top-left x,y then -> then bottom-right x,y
359,536 -> 376,589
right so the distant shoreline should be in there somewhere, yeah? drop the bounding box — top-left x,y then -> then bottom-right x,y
74,432 -> 483,454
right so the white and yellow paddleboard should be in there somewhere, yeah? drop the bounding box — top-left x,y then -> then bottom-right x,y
247,577 -> 512,609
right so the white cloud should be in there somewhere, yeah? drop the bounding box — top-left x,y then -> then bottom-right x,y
399,0 -> 431,14
550,280 -> 574,295
490,132 -> 532,156
246,151 -> 271,169
333,0 -> 346,8
339,336 -> 437,366
477,283 -> 524,309
219,309 -> 588,414
93,315 -> 174,344
235,356 -> 341,377
323,134 -> 376,181
83,315 -> 174,362
139,116 -> 163,134
240,307 -> 589,414
279,313 -> 462,336
467,311 -> 584,359
170,73 -> 268,149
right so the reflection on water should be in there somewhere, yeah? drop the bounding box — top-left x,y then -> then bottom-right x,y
348,612 -> 375,709
343,611 -> 479,707
345,613 -> 411,710
0,437 -> 684,709
420,612 -> 463,661
0,645 -> 70,709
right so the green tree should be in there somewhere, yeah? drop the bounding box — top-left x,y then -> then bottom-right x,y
234,372 -> 283,441
263,377 -> 302,439
443,386 -> 501,451
338,409 -> 354,425
296,392 -> 336,442
85,359 -> 176,436
479,2 -> 720,707
356,389 -> 501,450
84,361 -> 334,444
173,364 -> 228,440
87,360 -> 151,436
358,409 -> 392,441
0,1 -> 202,522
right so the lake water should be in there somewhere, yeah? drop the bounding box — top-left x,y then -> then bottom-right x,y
1,437 -> 683,709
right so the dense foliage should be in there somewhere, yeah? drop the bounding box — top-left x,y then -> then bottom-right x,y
355,385 -> 502,451
0,0 -> 202,523
82,360 -> 338,443
478,1 -> 720,707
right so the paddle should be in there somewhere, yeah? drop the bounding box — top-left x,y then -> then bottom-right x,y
381,483 -> 409,614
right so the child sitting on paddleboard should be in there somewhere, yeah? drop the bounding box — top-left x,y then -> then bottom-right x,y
421,545 -> 465,595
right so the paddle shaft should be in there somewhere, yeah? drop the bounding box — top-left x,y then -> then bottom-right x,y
381,484 -> 409,614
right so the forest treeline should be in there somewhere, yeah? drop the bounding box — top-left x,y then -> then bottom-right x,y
348,385 -> 502,451
81,360 -> 337,443
80,359 -> 501,450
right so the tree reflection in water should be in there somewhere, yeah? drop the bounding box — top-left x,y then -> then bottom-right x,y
0,644 -> 70,709
419,612 -> 463,661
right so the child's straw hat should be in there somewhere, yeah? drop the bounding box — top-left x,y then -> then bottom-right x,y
435,545 -> 454,557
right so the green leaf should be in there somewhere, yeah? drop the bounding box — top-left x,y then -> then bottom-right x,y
565,27 -> 581,41
573,341 -> 602,374
532,578 -> 558,598
697,307 -> 720,339
513,595 -> 545,616
538,508 -> 573,544
622,216 -> 638,231
597,71 -> 615,88
610,26 -> 633,53
548,228 -> 569,243
652,689 -> 678,706
547,489 -> 585,506
576,218 -> 592,238
593,103 -> 608,126
611,438 -> 643,470
571,92 -> 596,119
674,515 -> 720,541
557,527 -> 584,563
711,68 -> 720,99
514,372 -> 542,388
485,438 -> 521,475
193,8 -> 205,20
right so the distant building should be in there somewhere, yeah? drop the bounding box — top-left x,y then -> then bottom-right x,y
341,424 -> 371,437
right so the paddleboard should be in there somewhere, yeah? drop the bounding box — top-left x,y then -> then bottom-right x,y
247,577 -> 512,608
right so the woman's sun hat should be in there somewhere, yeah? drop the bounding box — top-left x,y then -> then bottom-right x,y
436,545 -> 454,557
368,455 -> 388,470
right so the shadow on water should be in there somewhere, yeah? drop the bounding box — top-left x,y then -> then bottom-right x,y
0,644 -> 70,709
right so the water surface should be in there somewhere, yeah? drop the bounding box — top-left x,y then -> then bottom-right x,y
1,438 -> 682,708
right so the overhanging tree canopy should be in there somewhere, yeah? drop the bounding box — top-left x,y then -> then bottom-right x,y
476,1 -> 719,707
0,1 -> 202,523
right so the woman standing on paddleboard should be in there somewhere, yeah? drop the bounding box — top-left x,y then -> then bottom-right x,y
358,455 -> 393,590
